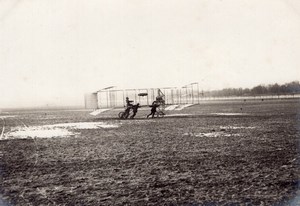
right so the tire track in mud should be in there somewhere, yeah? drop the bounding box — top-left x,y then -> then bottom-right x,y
0,117 -> 5,139
12,117 -> 39,166
14,117 -> 28,128
4,116 -> 39,168
0,117 -> 5,161
0,117 -> 10,206
11,116 -> 50,204
0,116 -> 28,139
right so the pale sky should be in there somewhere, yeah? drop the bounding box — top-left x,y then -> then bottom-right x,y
0,0 -> 300,108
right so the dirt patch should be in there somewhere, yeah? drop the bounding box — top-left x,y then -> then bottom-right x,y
0,99 -> 299,205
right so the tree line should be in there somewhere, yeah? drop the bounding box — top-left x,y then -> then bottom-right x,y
205,81 -> 300,97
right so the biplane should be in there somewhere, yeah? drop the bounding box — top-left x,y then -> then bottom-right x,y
85,83 -> 202,119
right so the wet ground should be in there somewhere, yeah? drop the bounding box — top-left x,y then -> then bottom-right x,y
0,98 -> 299,205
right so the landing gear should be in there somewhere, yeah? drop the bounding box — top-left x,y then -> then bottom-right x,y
156,110 -> 165,118
118,111 -> 130,119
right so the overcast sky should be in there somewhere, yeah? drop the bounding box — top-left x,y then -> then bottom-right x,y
0,0 -> 300,108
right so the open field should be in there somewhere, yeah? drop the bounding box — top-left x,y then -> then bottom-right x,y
0,99 -> 299,205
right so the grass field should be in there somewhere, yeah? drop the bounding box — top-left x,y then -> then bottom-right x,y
0,98 -> 299,205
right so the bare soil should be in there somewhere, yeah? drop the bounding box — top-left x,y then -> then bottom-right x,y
0,98 -> 299,205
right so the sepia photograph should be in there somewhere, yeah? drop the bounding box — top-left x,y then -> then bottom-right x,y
0,0 -> 299,205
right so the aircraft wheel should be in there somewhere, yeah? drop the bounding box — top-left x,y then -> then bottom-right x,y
118,112 -> 125,119
124,112 -> 130,119
156,111 -> 165,118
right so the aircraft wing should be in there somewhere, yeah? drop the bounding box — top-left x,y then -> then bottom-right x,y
165,104 -> 195,111
90,108 -> 113,116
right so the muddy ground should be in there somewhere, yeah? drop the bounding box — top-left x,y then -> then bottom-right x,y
0,99 -> 299,205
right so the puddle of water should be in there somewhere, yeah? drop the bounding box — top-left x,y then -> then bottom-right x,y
183,132 -> 240,137
6,128 -> 75,139
220,126 -> 256,129
212,113 -> 249,116
4,122 -> 119,140
46,122 -> 119,129
0,115 -> 16,119
200,132 -> 240,137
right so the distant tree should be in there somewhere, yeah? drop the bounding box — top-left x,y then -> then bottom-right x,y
251,85 -> 265,95
243,88 -> 251,96
286,81 -> 300,93
269,83 -> 280,95
204,80 -> 300,97
280,84 -> 288,94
